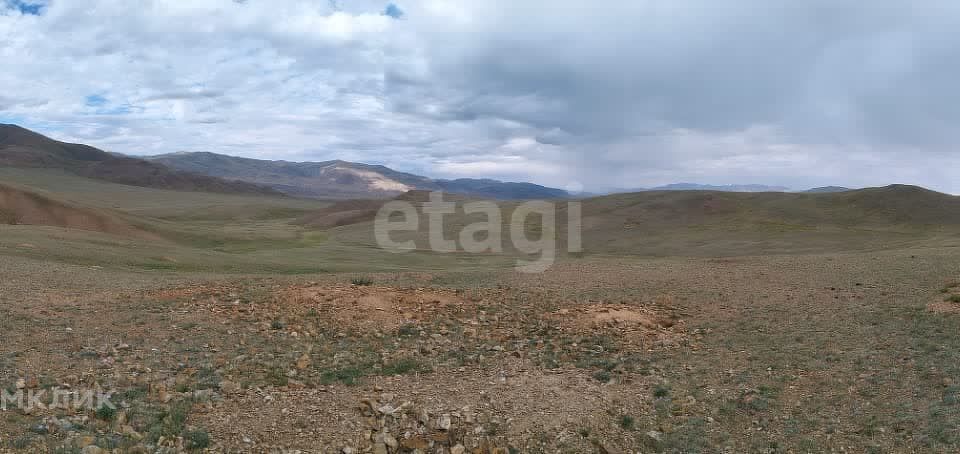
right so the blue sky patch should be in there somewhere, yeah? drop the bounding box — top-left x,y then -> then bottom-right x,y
85,94 -> 108,107
0,114 -> 58,135
0,113 -> 25,125
93,104 -> 136,116
383,3 -> 403,19
82,94 -> 139,116
4,0 -> 45,15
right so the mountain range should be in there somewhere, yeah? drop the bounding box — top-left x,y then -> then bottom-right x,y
2,124 -> 858,200
147,152 -> 569,200
612,184 -> 853,194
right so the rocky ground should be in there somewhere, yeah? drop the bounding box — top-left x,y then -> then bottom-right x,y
1,249 -> 960,453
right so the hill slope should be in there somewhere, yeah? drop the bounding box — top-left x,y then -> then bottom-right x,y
302,184 -> 960,257
0,124 -> 282,196
0,182 -> 157,239
571,185 -> 960,255
148,151 -> 569,200
583,185 -> 960,228
804,186 -> 852,193
611,183 -> 792,193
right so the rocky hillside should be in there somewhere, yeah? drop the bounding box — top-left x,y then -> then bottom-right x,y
0,124 -> 282,196
148,152 -> 569,200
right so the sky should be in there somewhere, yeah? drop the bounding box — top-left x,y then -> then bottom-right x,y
1,0 -> 959,193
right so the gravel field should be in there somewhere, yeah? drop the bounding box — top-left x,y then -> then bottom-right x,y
2,248 -> 959,452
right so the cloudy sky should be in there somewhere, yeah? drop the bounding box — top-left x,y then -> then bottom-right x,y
2,0 -> 959,193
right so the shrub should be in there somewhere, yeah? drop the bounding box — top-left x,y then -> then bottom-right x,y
593,370 -> 612,383
95,405 -> 117,421
351,277 -> 373,286
147,400 -> 192,443
9,436 -> 33,449
320,366 -> 365,386
653,384 -> 671,398
184,429 -> 211,450
382,358 -> 427,376
397,323 -> 419,337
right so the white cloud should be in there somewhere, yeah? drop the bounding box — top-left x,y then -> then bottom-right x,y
1,0 -> 959,194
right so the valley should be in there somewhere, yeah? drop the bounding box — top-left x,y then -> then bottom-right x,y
2,127 -> 960,453
1,160 -> 959,453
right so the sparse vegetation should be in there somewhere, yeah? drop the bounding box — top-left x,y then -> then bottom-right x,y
653,384 -> 671,398
381,357 -> 429,376
592,370 -> 612,383
320,366 -> 367,386
3,164 -> 960,452
146,400 -> 193,443
351,276 -> 374,286
397,323 -> 419,337
184,429 -> 211,450
95,405 -> 117,422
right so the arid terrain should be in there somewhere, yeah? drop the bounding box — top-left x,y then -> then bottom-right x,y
2,249 -> 960,453
2,128 -> 960,453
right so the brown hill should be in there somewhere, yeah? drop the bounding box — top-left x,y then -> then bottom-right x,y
580,184 -> 960,230
0,183 -> 159,239
297,185 -> 960,257
568,184 -> 960,255
295,190 -> 478,229
295,199 -> 385,229
0,124 -> 282,196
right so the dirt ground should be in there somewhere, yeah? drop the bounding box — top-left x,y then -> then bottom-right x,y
1,248 -> 960,453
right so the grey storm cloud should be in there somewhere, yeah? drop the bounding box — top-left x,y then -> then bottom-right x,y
393,1 -> 960,144
2,0 -> 959,193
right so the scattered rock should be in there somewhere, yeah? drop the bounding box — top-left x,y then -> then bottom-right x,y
438,413 -> 452,430
296,353 -> 310,370
401,437 -> 430,450
220,380 -> 241,395
643,431 -> 664,450
383,433 -> 398,450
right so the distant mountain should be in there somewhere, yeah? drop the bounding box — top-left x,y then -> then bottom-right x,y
434,178 -> 568,200
148,151 -> 569,200
614,183 -> 791,193
147,152 -> 429,198
610,183 -> 861,194
804,186 -> 852,193
655,183 -> 791,192
0,124 -> 282,196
